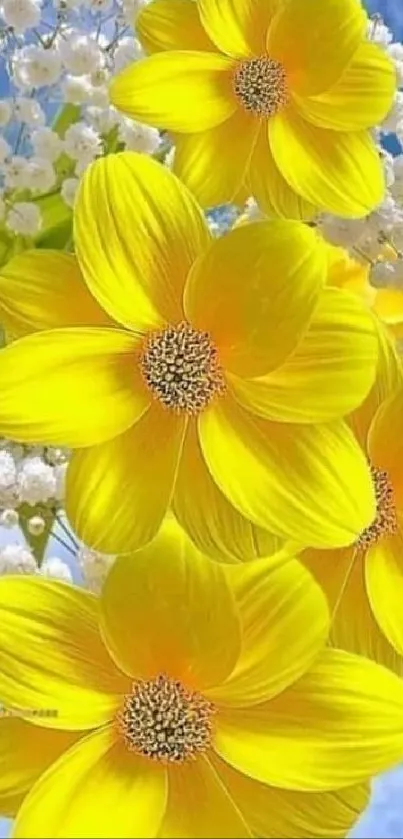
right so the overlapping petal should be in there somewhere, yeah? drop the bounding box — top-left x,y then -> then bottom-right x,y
267,0 -> 367,95
0,328 -> 149,446
366,529 -> 403,658
74,153 -> 211,331
173,110 -> 259,207
199,394 -> 375,548
13,727 -> 168,839
269,109 -> 385,217
197,0 -> 280,58
207,554 -> 329,707
368,387 -> 403,509
137,0 -> 217,53
185,221 -> 325,377
66,403 -> 186,554
0,577 -> 128,730
0,251 -> 113,339
294,42 -> 396,131
100,519 -> 241,690
109,52 -> 237,131
214,649 -> 403,790
229,286 -> 378,422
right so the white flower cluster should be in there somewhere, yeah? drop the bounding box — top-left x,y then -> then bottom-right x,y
0,542 -> 72,581
0,440 -> 67,514
77,545 -> 115,593
0,0 -> 159,234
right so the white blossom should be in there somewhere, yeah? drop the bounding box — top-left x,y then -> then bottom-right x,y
27,515 -> 46,536
0,451 -> 17,508
13,46 -> 62,89
40,556 -> 73,583
59,32 -> 104,76
113,36 -> 143,72
0,509 -> 19,528
64,121 -> 102,161
6,202 -> 42,236
17,457 -> 57,504
3,156 -> 31,189
77,545 -> 115,593
61,177 -> 79,207
14,97 -> 45,127
31,127 -> 63,162
27,157 -> 57,193
0,544 -> 37,575
0,0 -> 41,34
118,119 -> 160,154
0,136 -> 11,165
85,105 -> 119,134
0,100 -> 12,127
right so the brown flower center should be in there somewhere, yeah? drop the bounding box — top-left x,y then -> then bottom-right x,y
118,675 -> 215,763
357,466 -> 398,550
233,56 -> 289,118
139,321 -> 226,414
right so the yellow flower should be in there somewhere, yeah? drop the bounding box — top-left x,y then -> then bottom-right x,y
109,0 -> 396,219
0,152 -> 379,556
3,521 -> 403,837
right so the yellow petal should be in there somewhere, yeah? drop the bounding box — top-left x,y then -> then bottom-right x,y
100,518 -> 241,690
159,756 -> 251,838
368,386 -> 403,509
0,719 -> 79,818
0,251 -> 113,339
137,0 -> 217,53
373,287 -> 403,333
214,648 -> 403,790
173,109 -> 259,208
326,242 -> 370,294
13,727 -> 168,839
366,529 -> 403,659
294,42 -> 396,131
172,420 -> 284,563
303,547 -> 403,677
0,577 -> 128,730
66,403 -> 186,554
185,221 -> 325,377
109,52 -> 237,131
207,553 -> 329,707
267,0 -> 367,96
0,328 -> 149,446
211,753 -> 370,839
75,153 -> 211,332
197,0 -> 280,58
247,124 -> 318,221
229,286 -> 378,422
269,107 -> 385,218
199,394 -> 376,549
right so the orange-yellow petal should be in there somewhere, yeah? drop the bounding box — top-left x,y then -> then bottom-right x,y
100,518 -> 241,690
368,386 -> 403,510
74,152 -> 211,332
0,328 -> 149,446
66,403 -> 186,554
366,528 -> 403,659
185,220 -> 325,377
267,0 -> 367,96
137,0 -> 217,53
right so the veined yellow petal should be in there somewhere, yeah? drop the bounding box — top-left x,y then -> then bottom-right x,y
75,153 -> 211,331
0,720 -> 79,818
211,754 -> 370,839
100,518 -> 241,690
214,649 -> 403,790
373,287 -> 403,333
247,124 -> 318,221
0,251 -> 113,339
229,286 -> 378,422
137,0 -> 217,53
368,386 -> 403,509
13,727 -> 168,839
294,42 -> 396,131
366,529 -> 403,659
199,394 -> 376,549
197,0 -> 280,58
173,109 -> 259,208
109,52 -> 237,131
66,403 -> 186,554
0,577 -> 128,730
159,756 -> 251,838
0,328 -> 149,446
172,421 -> 283,563
185,221 -> 325,377
269,108 -> 385,218
207,554 -> 329,707
267,0 -> 367,96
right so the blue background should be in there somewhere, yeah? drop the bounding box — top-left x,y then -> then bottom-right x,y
1,0 -> 403,836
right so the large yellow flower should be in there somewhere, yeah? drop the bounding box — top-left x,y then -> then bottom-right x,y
110,0 -> 396,219
3,521 -> 403,837
0,153 -> 379,556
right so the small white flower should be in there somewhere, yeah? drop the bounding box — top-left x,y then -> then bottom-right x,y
3,156 -> 31,190
0,0 -> 41,34
17,456 -> 56,504
27,157 -> 56,193
12,46 -> 62,90
85,105 -> 119,134
0,451 -> 17,508
118,119 -> 161,154
371,261 -> 397,287
54,462 -> 67,501
0,544 -> 37,575
0,136 -> 11,165
40,556 -> 73,583
382,91 -> 403,133
31,127 -> 63,162
368,17 -> 393,46
84,0 -> 114,11
113,37 -> 143,73
61,177 -> 79,208
64,121 -> 102,161
0,509 -> 19,528
59,33 -> 103,76
77,546 -> 115,593
0,100 -> 12,127
14,97 -> 46,127
7,202 -> 42,236
27,515 -> 46,536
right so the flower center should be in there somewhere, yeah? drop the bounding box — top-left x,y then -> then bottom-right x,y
233,56 -> 289,118
139,321 -> 226,414
118,675 -> 215,763
357,466 -> 398,550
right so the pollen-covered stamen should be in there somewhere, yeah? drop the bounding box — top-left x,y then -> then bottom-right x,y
118,675 -> 215,763
357,466 -> 398,550
139,321 -> 226,414
233,56 -> 289,118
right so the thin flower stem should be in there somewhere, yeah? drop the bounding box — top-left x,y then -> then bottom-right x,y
51,530 -> 76,557
56,513 -> 79,550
